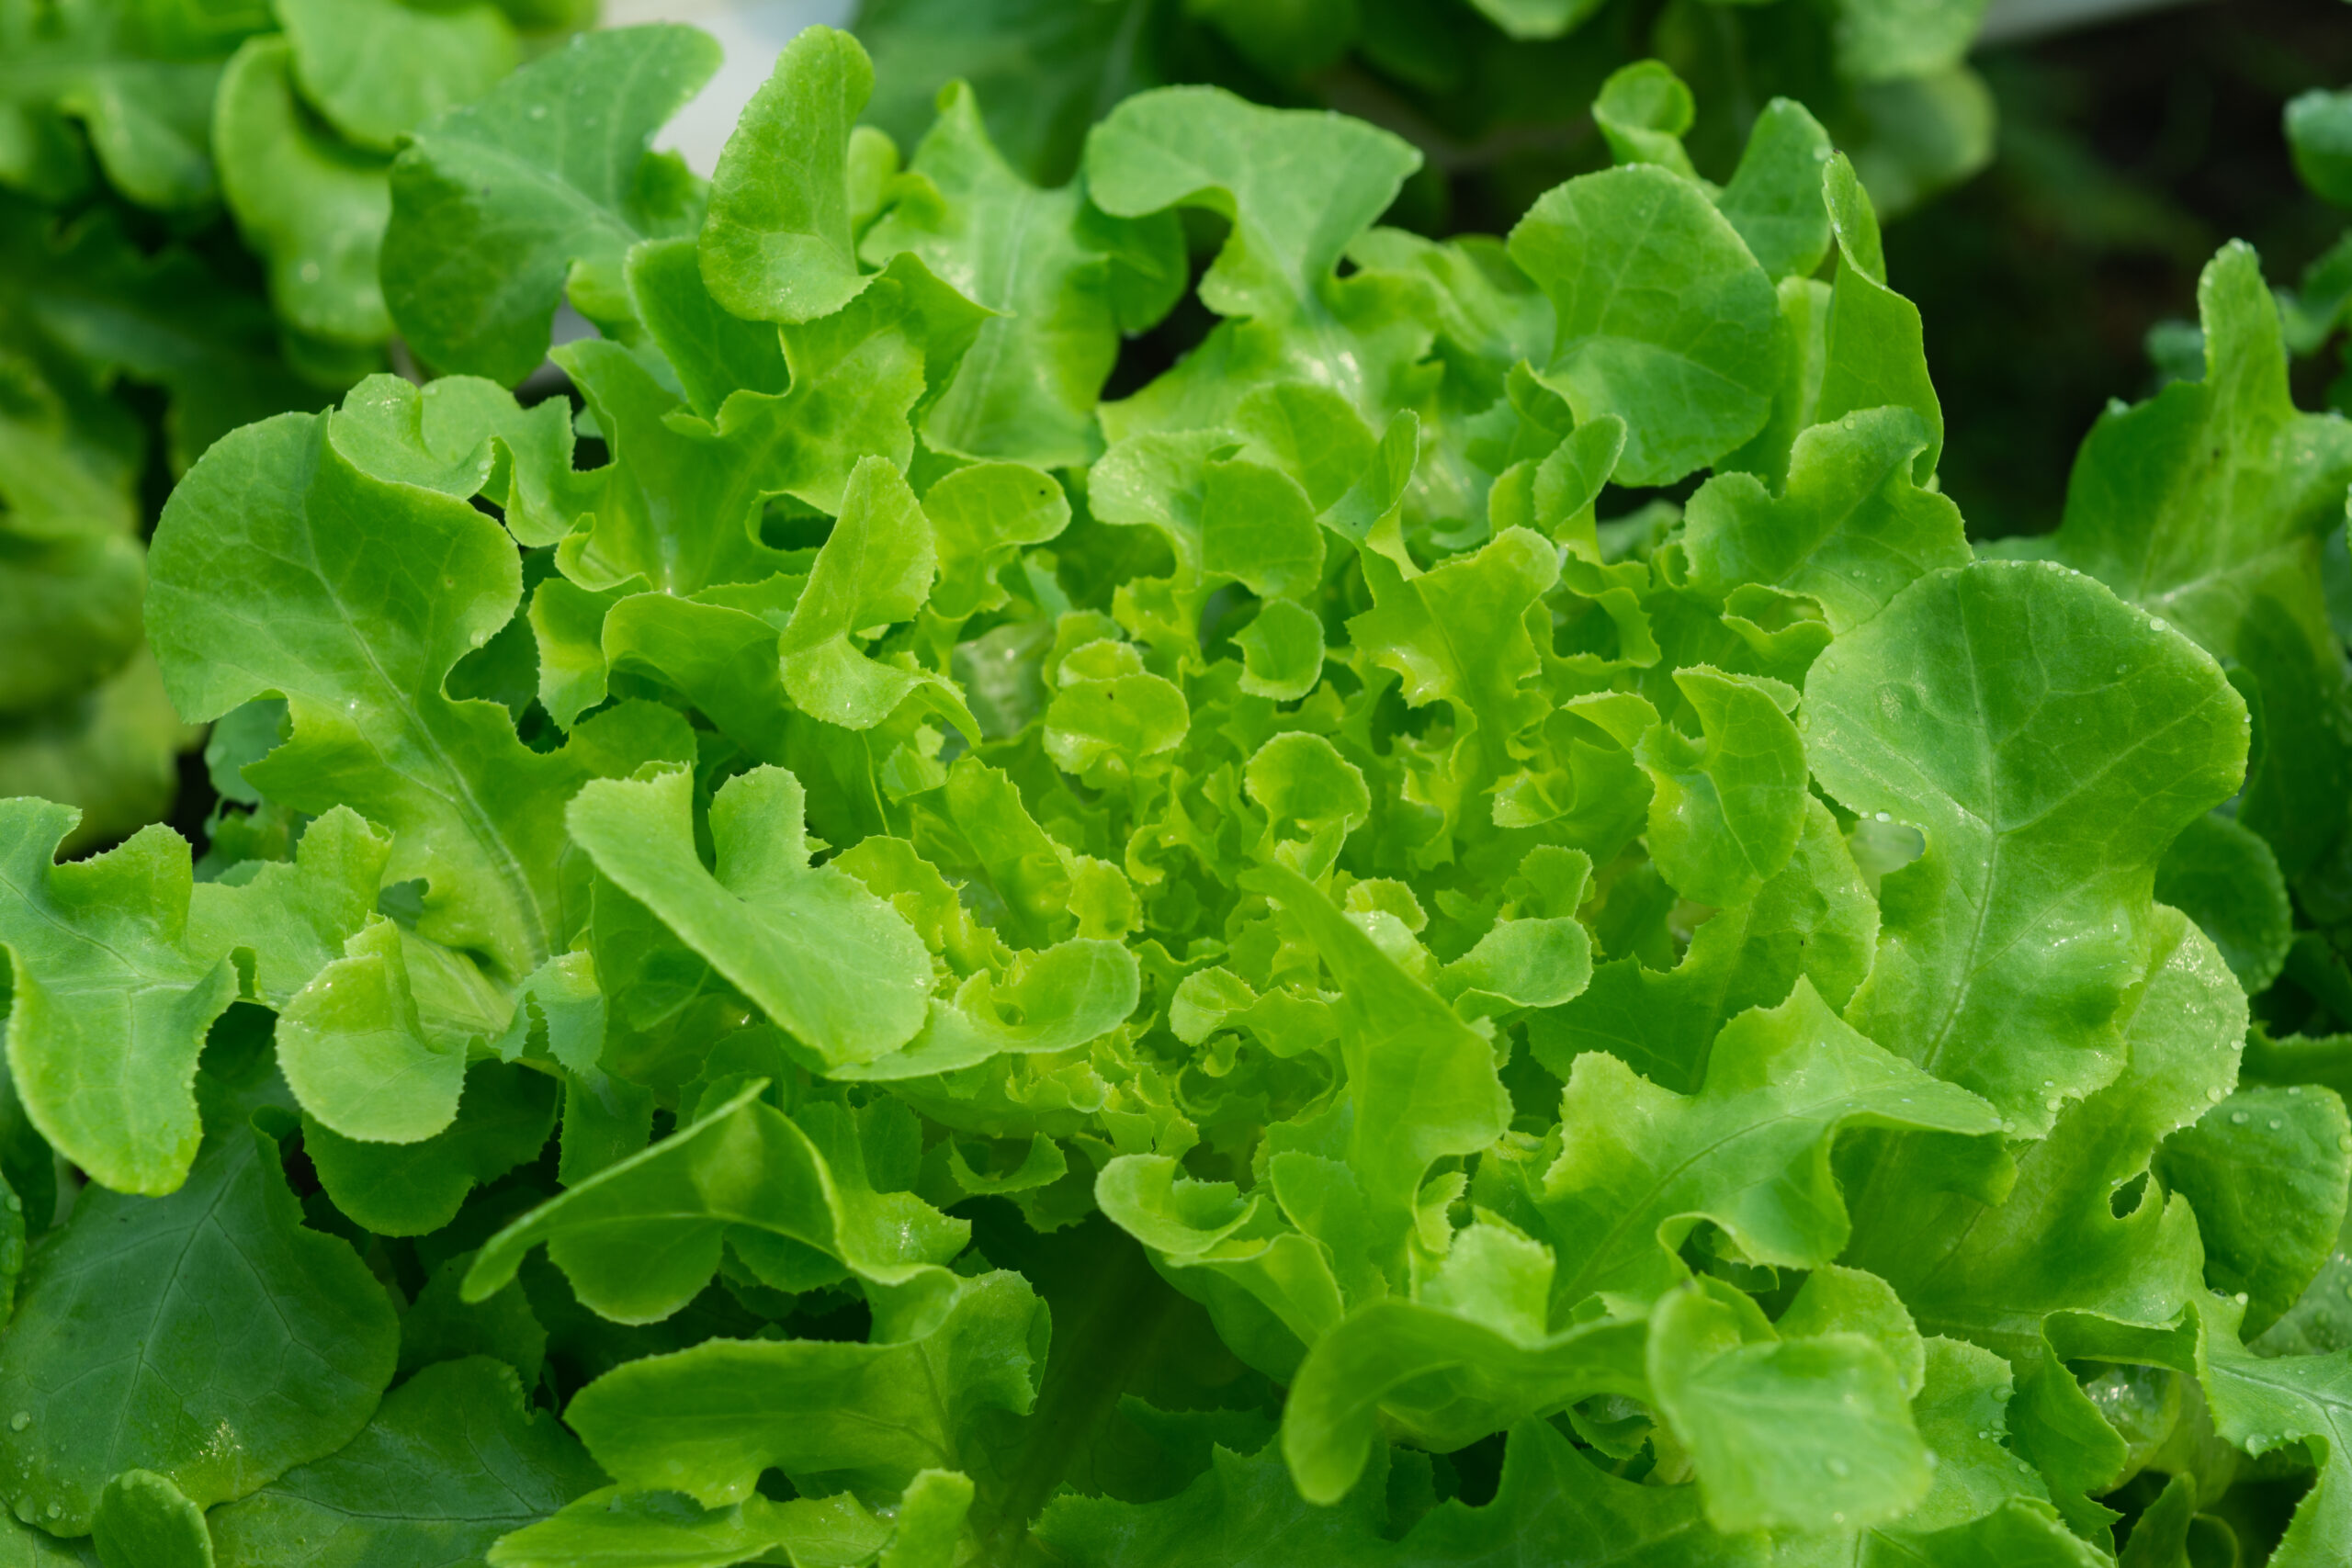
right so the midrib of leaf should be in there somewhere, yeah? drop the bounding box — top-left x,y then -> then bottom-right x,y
92,1152 -> 239,1483
305,527 -> 554,977
1761,452 -> 1907,602
943,177 -> 1053,409
562,41 -> 685,217
1834,604 -> 2007,1255
2215,1355 -> 2352,1435
973,1235 -> 1182,1566
2104,389 -> 2274,606
1704,773 -> 1776,886
736,84 -> 857,284
1565,182 -> 1665,345
799,1395 -> 952,1463
0,858 -> 179,984
1846,609 -> 2204,1085
1911,696 -> 2228,1086
2137,535 -> 2324,630
1907,590 -> 1999,1085
1555,1087 -> 1892,1306
445,135 -> 641,255
1582,334 -> 1755,400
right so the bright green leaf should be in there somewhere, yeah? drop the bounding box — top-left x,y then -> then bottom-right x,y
1806,561 -> 2248,1131
567,765 -> 933,1070
383,25 -> 719,382
1508,164 -> 1779,485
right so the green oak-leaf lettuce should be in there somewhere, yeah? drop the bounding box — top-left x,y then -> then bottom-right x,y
0,31 -> 2329,1568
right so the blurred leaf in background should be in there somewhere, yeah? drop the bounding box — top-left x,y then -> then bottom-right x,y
0,0 -> 590,853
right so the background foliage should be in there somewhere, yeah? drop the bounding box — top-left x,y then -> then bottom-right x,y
0,0 -> 591,849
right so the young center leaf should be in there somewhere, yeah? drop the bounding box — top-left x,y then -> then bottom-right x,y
567,766 -> 934,1070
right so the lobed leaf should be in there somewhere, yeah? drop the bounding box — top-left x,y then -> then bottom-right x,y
1806,560 -> 2248,1131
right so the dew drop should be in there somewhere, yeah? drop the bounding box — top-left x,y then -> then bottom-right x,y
6,1416 -> 24,1433
2236,1292 -> 2250,1304
2271,1119 -> 2284,1131
1825,1457 -> 1850,1478
1874,810 -> 1891,823
2290,1086 -> 2303,1096
1976,1429 -> 1991,1441
2207,1087 -> 2225,1102
2150,617 -> 2167,632
2046,1097 -> 2063,1111
2232,1110 -> 2251,1124
41,1505 -> 55,1521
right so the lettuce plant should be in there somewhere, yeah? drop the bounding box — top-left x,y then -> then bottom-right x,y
0,0 -> 583,848
3,22 -> 2351,1568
